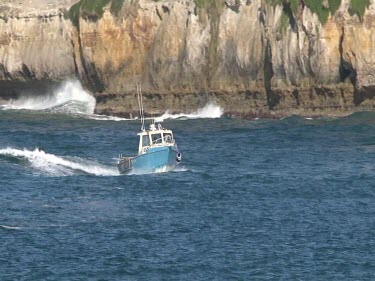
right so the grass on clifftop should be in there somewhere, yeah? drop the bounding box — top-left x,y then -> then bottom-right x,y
266,0 -> 298,14
110,0 -> 126,15
68,0 -> 370,29
349,0 -> 370,19
68,1 -> 82,27
81,0 -> 111,16
267,0 -> 341,25
304,0 -> 329,24
194,0 -> 206,9
268,0 -> 370,23
69,0 -> 125,27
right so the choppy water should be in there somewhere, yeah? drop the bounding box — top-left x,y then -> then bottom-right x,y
0,87 -> 374,279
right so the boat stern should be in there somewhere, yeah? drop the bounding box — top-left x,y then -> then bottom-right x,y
117,156 -> 133,174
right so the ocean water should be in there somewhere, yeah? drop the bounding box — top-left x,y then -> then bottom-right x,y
0,84 -> 374,280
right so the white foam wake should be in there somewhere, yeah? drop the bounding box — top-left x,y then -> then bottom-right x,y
155,103 -> 223,122
2,81 -> 96,115
0,147 -> 118,177
0,225 -> 22,230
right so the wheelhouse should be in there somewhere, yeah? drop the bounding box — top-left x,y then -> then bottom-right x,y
137,123 -> 175,154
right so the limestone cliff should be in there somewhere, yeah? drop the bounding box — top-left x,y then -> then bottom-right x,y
0,0 -> 375,118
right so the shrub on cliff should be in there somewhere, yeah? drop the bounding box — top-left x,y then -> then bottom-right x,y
68,1 -> 81,27
68,0 -> 125,27
266,0 -> 298,14
301,0 -> 342,24
267,0 -> 340,24
81,0 -> 111,17
110,0 -> 126,16
194,0 -> 206,9
269,0 -> 369,23
349,0 -> 370,20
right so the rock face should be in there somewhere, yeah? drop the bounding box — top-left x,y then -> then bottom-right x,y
0,0 -> 375,117
0,1 -> 76,80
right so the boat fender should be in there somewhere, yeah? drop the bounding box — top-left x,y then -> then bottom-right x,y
176,153 -> 182,162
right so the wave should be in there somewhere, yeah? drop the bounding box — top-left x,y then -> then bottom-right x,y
1,82 -> 223,121
91,103 -> 224,122
0,225 -> 22,230
0,147 -> 119,177
332,111 -> 375,124
172,166 -> 190,172
278,111 -> 375,126
1,81 -> 96,115
155,103 -> 223,122
89,114 -> 133,122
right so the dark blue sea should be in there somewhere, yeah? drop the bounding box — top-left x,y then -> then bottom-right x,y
1,104 -> 374,279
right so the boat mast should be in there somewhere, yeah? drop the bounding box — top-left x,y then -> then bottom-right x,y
137,83 -> 145,131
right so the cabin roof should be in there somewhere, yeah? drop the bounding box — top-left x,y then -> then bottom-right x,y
137,129 -> 173,136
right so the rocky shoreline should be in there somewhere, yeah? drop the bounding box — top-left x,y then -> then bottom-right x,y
93,83 -> 374,119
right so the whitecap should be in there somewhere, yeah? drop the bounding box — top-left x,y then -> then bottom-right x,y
0,225 -> 22,230
155,102 -> 223,122
1,80 -> 96,115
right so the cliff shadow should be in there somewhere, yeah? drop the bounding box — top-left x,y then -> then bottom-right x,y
0,80 -> 61,102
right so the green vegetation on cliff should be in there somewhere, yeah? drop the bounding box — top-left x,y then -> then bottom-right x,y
69,2 -> 81,27
349,0 -> 370,19
304,0 -> 330,24
266,0 -> 298,14
68,0 -> 370,29
68,0 -> 125,27
267,0 -> 340,25
80,0 -> 111,16
289,0 -> 298,14
267,0 -> 370,23
194,0 -> 207,9
110,0 -> 126,15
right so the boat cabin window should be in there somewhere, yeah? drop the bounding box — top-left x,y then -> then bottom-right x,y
163,133 -> 173,144
142,135 -> 150,147
151,133 -> 163,144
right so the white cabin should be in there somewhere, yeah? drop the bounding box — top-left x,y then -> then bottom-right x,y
137,123 -> 175,155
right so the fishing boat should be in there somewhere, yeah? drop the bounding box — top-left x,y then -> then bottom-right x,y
117,85 -> 182,174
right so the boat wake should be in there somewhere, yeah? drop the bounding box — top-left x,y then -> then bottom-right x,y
0,225 -> 22,230
1,81 -> 96,115
0,147 -> 190,177
172,166 -> 190,172
155,103 -> 223,122
0,147 -> 119,177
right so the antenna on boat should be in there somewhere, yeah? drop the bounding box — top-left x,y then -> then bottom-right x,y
137,83 -> 145,131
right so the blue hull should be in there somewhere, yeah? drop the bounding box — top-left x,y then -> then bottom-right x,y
118,146 -> 180,174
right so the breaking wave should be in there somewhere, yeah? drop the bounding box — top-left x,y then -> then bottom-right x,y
0,147 -> 119,177
155,103 -> 223,122
0,225 -> 22,230
90,103 -> 224,122
1,81 -> 96,115
1,81 -> 224,121
89,114 -> 133,122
